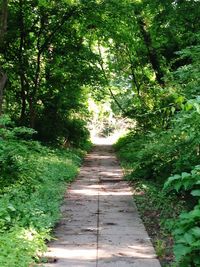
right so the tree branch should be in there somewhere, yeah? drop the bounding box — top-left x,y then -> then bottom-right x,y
39,7 -> 78,53
125,45 -> 141,96
97,41 -> 128,115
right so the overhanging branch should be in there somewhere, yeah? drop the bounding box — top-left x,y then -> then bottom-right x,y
97,41 -> 128,115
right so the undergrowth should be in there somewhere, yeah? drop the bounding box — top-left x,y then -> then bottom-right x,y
128,177 -> 185,266
0,118 -> 87,266
115,122 -> 200,266
115,44 -> 200,267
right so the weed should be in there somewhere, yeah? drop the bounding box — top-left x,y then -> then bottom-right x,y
155,239 -> 166,259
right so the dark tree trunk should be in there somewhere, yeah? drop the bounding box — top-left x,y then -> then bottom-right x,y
28,97 -> 36,128
138,18 -> 165,86
19,73 -> 27,124
18,0 -> 27,124
0,67 -> 7,115
0,0 -> 7,45
29,28 -> 43,129
0,0 -> 8,116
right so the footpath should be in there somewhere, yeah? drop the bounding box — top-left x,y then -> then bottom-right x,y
44,141 -> 161,267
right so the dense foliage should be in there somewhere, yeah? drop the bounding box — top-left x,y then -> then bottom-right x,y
1,0 -> 200,266
0,117 -> 84,266
0,0 -> 98,145
115,44 -> 200,266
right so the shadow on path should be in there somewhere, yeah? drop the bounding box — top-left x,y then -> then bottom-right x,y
43,138 -> 161,267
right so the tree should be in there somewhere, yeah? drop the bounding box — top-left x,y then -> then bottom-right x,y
1,0 -> 200,139
0,0 -> 8,116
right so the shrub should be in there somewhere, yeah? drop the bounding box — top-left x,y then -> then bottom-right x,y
164,166 -> 200,266
0,121 -> 84,266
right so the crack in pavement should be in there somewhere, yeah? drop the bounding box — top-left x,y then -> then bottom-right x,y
43,143 -> 161,267
96,174 -> 100,267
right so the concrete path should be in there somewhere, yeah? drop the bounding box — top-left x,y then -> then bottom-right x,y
44,142 -> 161,267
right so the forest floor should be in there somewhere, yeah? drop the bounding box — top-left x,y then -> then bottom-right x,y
41,138 -> 161,267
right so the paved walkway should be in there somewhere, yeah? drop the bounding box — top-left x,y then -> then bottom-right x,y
44,142 -> 161,267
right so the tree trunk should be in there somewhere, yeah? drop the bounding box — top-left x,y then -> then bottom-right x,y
0,0 -> 8,116
28,97 -> 36,128
18,0 -> 27,124
28,31 -> 42,128
0,68 -> 7,115
138,18 -> 165,86
19,73 -> 27,124
0,0 -> 7,45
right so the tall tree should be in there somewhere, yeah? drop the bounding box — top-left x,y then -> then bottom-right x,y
0,0 -> 7,116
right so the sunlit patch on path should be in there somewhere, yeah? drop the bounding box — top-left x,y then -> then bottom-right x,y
43,139 -> 161,267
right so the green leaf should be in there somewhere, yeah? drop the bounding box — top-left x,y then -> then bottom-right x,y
181,172 -> 190,179
191,190 -> 200,197
38,0 -> 48,7
185,103 -> 193,111
194,165 -> 200,171
191,240 -> 200,249
173,228 -> 185,236
174,182 -> 182,192
191,227 -> 200,238
190,209 -> 200,218
5,216 -> 11,222
176,96 -> 185,104
163,174 -> 181,190
183,232 -> 194,244
171,106 -> 176,114
7,204 -> 16,212
169,174 -> 181,181
182,179 -> 193,190
174,244 -> 191,261
193,103 -> 200,114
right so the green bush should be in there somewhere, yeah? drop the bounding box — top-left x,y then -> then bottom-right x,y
0,121 -> 84,266
64,118 -> 91,149
115,44 -> 200,266
0,227 -> 49,267
35,111 -> 91,148
116,106 -> 200,265
164,167 -> 200,266
116,97 -> 200,183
